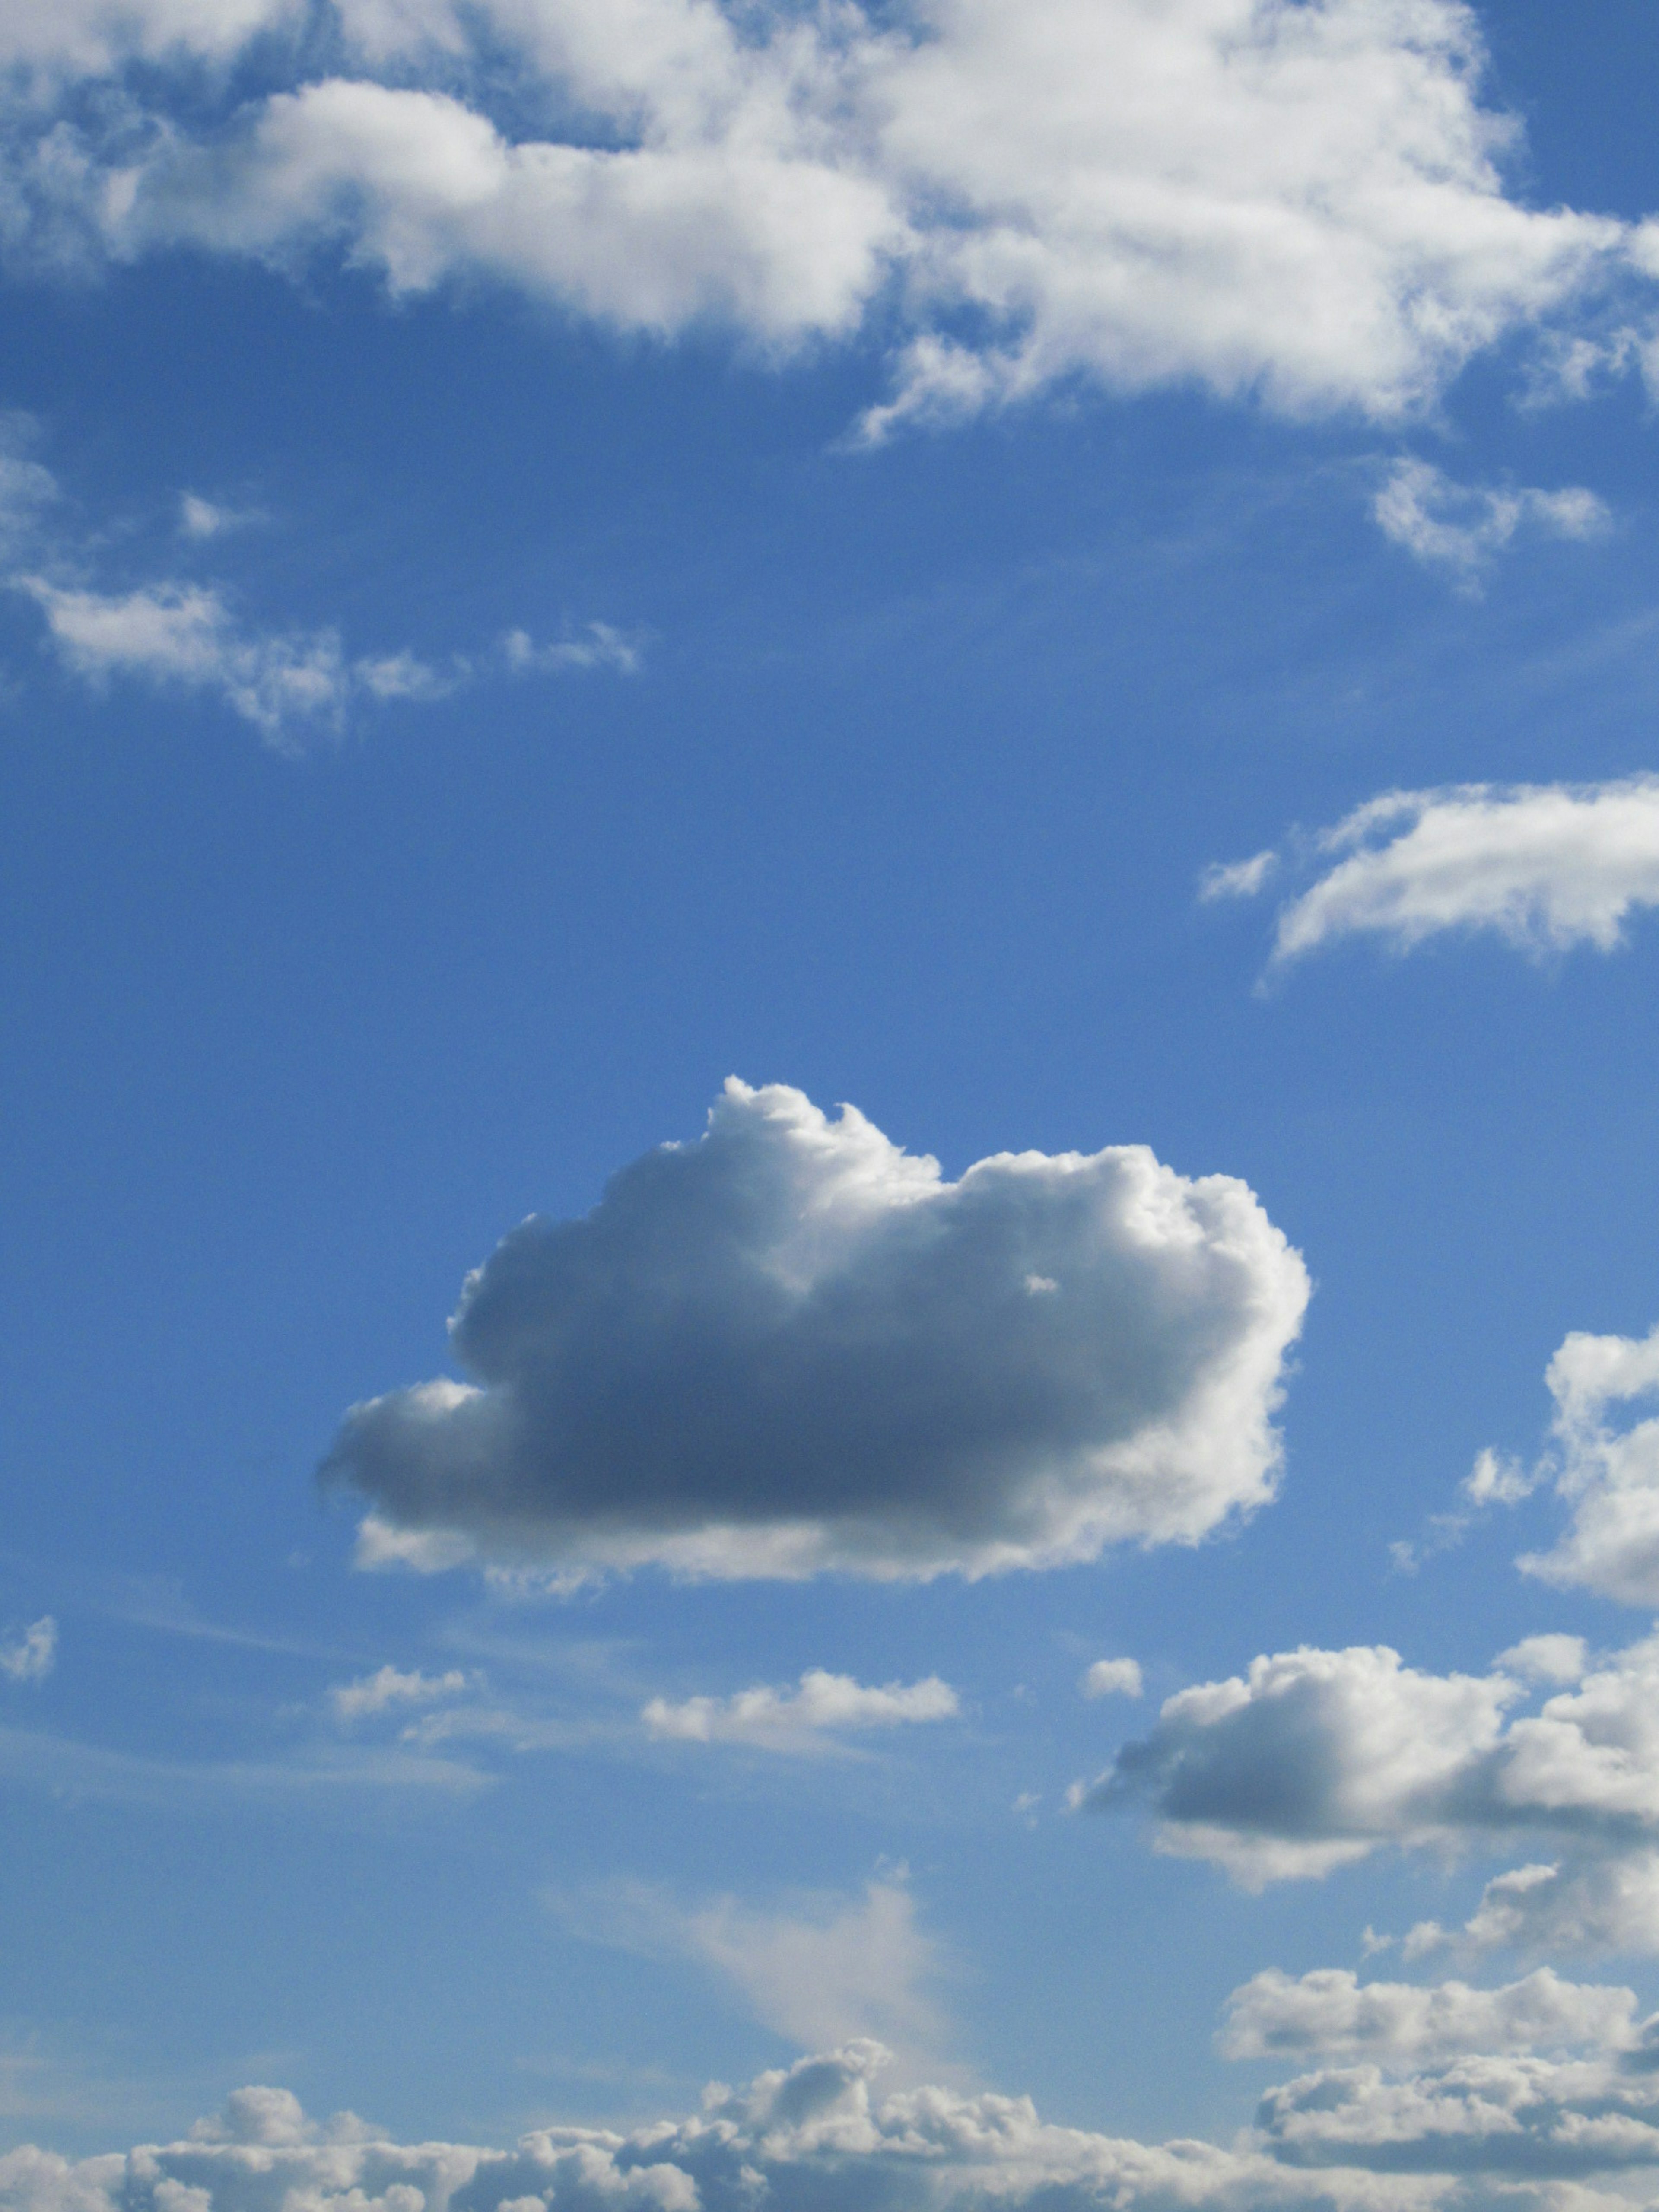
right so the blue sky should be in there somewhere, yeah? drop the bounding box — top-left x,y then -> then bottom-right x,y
16,3 -> 1659,2208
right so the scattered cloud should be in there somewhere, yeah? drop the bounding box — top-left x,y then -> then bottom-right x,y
1081,1657 -> 1144,1700
328,1664 -> 470,1722
552,1881 -> 949,2059
1206,776 -> 1659,969
1373,460 -> 1608,591
1086,1629 -> 1659,1919
642,1669 -> 958,1751
0,1618 -> 55,1684
0,1 -> 1655,437
322,1077 -> 1309,1583
502,624 -> 642,676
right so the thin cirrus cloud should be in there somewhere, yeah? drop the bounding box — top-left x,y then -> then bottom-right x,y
6,0 -> 1659,442
24,2024 -> 1659,2210
1083,1627 -> 1659,1946
1204,775 -> 1659,969
550,1879 -> 948,2058
1372,458 -> 1609,591
321,1077 -> 1310,1583
0,1617 -> 56,1684
642,1669 -> 959,1751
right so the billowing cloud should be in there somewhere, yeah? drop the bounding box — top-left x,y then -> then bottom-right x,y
1206,778 -> 1659,968
16,2036 -> 1659,2212
1220,1969 -> 1640,2065
322,1078 -> 1309,1582
3,0 -> 1658,436
642,1669 -> 958,1750
1372,461 -> 1608,591
1088,1630 -> 1659,1903
0,1617 -> 56,1684
1405,1853 -> 1659,1960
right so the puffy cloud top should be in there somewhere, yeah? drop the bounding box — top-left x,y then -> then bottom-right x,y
323,1080 -> 1309,1581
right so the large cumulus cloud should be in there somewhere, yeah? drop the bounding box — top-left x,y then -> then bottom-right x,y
323,1081 -> 1309,1581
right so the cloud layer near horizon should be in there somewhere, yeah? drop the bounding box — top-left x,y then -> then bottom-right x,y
4,0 -> 1659,435
322,1079 -> 1309,1581
20,2028 -> 1659,2212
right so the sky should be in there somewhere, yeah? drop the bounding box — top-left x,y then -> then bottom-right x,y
18,1 -> 1659,2209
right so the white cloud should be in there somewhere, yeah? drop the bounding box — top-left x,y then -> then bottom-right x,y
18,2036 -> 1659,2212
177,493 -> 265,539
10,578 -> 636,744
0,1618 -> 56,1684
5,0 -> 1659,434
1373,460 -> 1608,590
328,1664 -> 470,1721
1088,1629 -> 1659,1907
1507,1319 -> 1659,1608
642,1669 -> 958,1750
1208,777 -> 1659,968
553,1881 -> 949,2058
1082,1657 -> 1145,1700
321,1077 -> 1310,1582
1220,1968 -> 1639,2065
1407,1853 -> 1659,1959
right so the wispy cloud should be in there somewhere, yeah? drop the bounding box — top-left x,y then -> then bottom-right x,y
0,1618 -> 55,1684
1373,458 -> 1609,592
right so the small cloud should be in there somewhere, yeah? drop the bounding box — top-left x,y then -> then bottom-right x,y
178,493 -> 266,540
1373,457 -> 1610,593
329,1664 -> 470,1723
1080,1657 -> 1143,1700
1495,1634 -> 1589,1686
0,1616 -> 56,1683
642,1669 -> 958,1752
502,623 -> 642,676
1199,850 -> 1278,902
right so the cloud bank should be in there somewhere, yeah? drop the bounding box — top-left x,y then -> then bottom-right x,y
1205,778 -> 1659,967
21,2030 -> 1659,2212
322,1078 -> 1309,1581
2,0 -> 1658,436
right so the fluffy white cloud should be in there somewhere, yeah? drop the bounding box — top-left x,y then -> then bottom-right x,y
1220,1969 -> 1640,2065
1082,1657 -> 1145,1700
1372,461 -> 1608,589
1207,778 -> 1659,967
1406,1854 -> 1659,1959
1089,1630 -> 1659,1901
0,1618 -> 56,1684
321,1078 -> 1309,1582
6,0 -> 1659,433
642,1669 -> 958,1749
329,1664 -> 470,1721
16,2037 -> 1659,2212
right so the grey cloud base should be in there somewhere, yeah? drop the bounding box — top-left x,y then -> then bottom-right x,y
322,1081 -> 1309,1580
